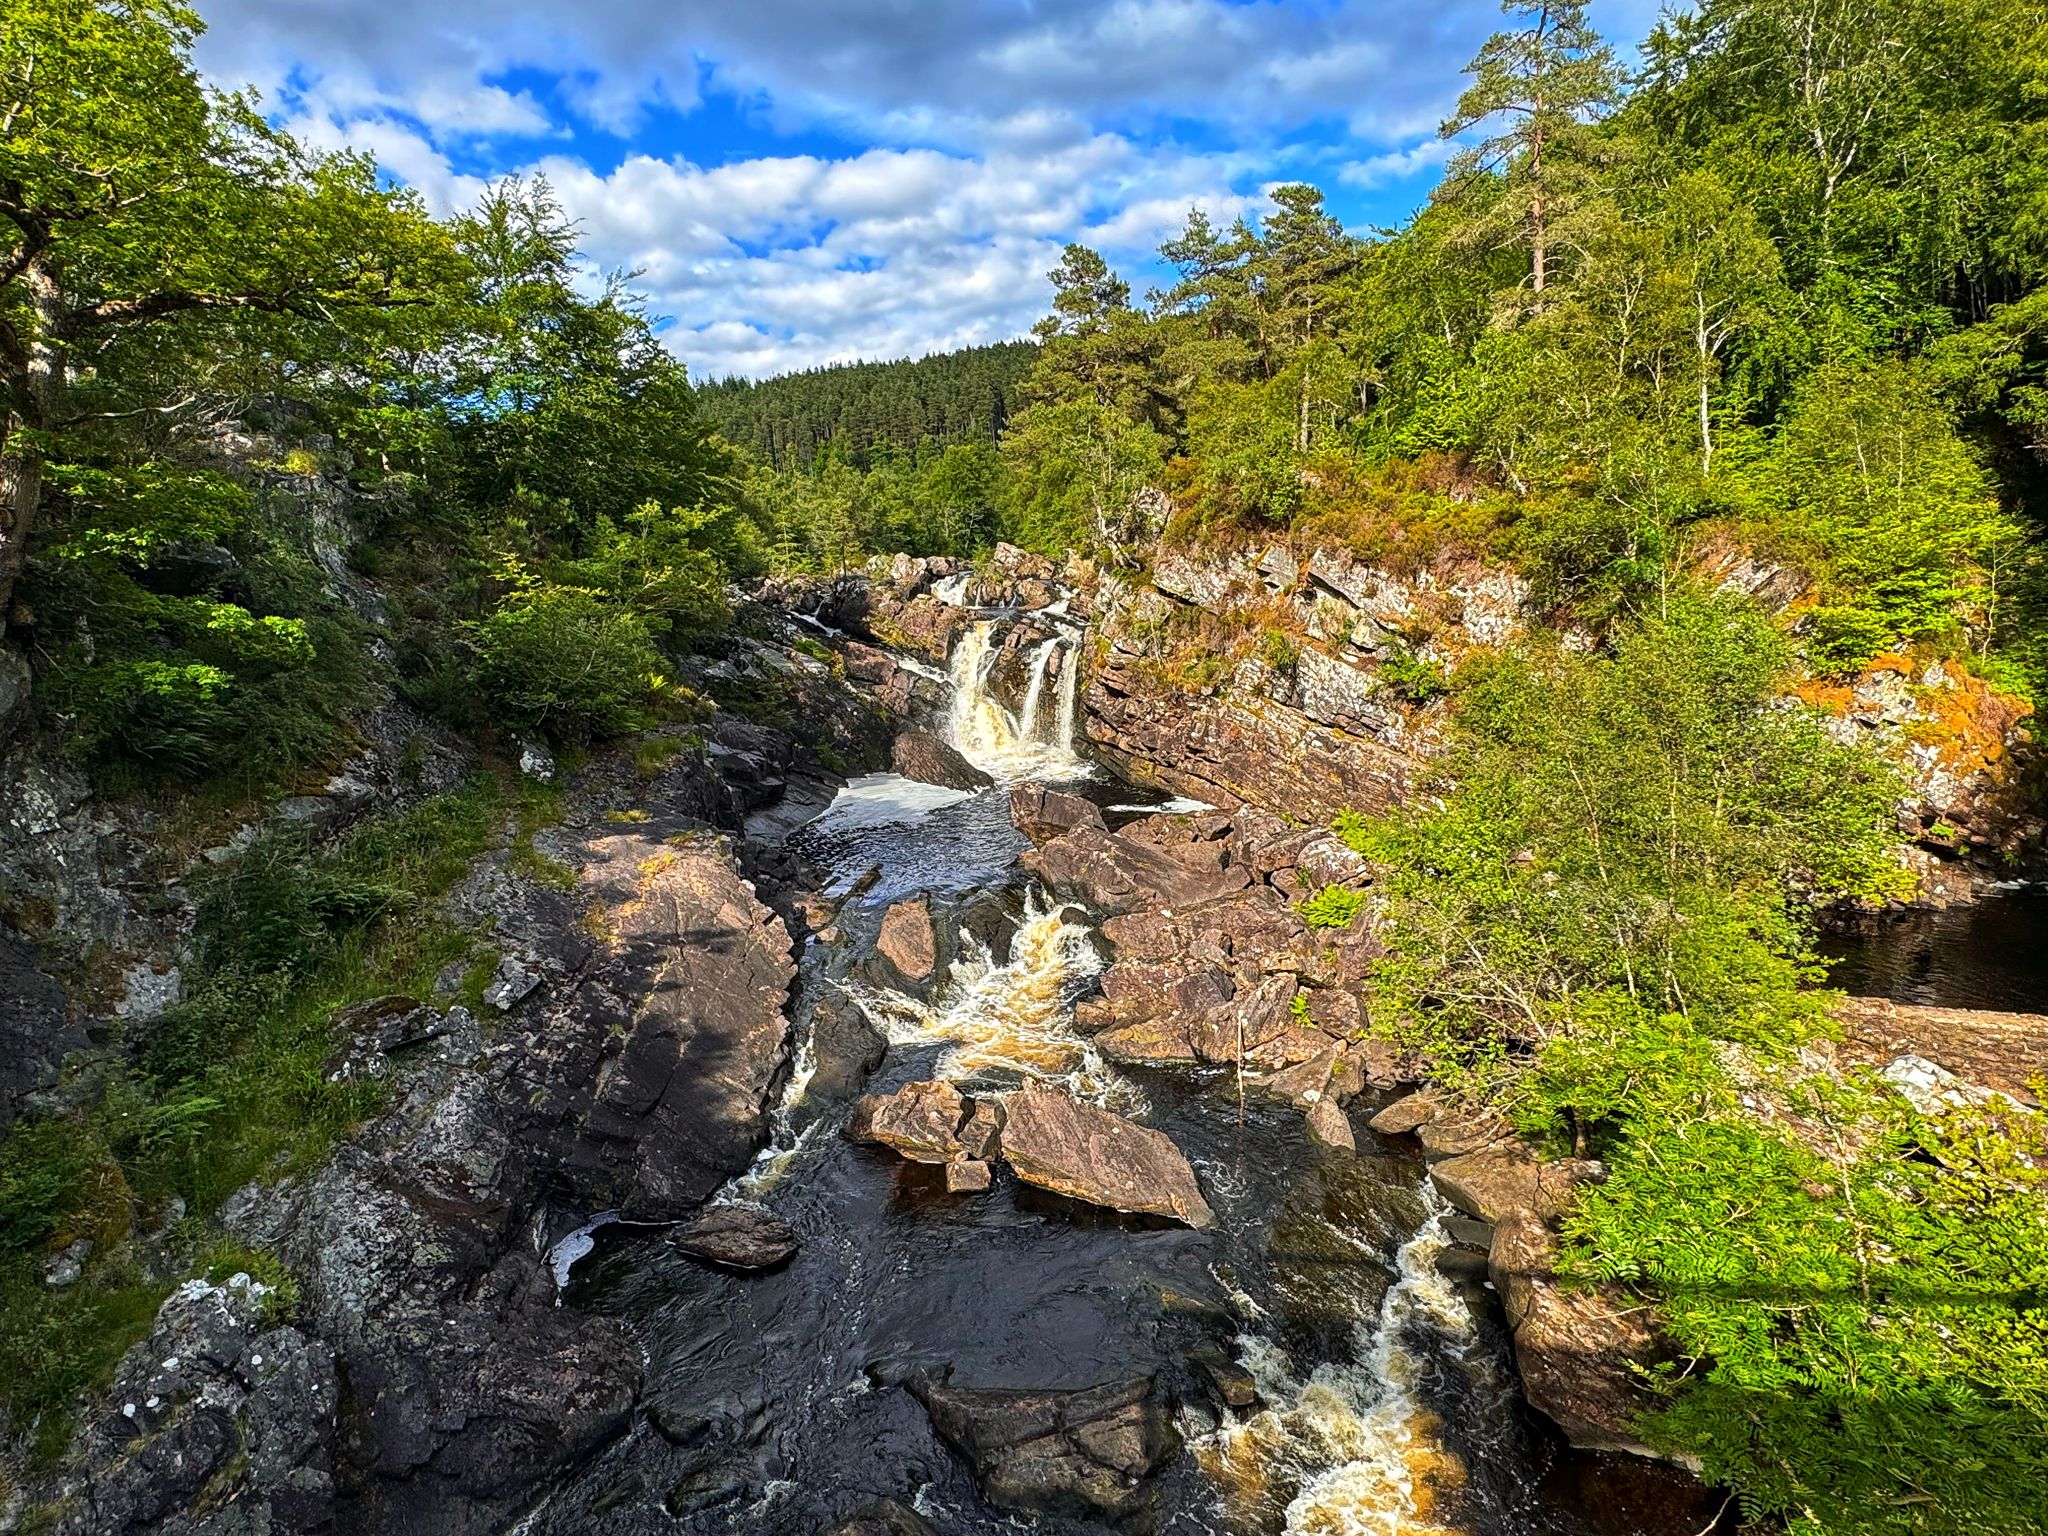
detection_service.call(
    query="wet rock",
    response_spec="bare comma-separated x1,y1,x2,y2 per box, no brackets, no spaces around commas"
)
891,730,994,791
1022,825,1250,916
1305,1096,1355,1152
875,895,939,987
830,1498,940,1536
805,991,889,1103
664,1453,746,1516
958,1096,1005,1159
1435,1243,1492,1283
998,1080,1215,1228
1009,783,1107,845
646,1401,714,1446
1195,1355,1259,1411
672,1205,800,1271
908,1372,1182,1524
848,1080,970,1163
946,1159,993,1193
1491,1212,1671,1459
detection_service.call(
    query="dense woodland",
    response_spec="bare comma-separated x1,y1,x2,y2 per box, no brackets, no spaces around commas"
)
696,342,1035,466
0,1,2045,1533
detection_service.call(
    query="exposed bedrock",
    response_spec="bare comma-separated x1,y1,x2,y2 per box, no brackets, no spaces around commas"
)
907,1371,1182,1526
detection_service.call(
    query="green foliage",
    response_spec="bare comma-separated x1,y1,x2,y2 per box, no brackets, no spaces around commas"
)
697,342,1036,466
1296,885,1368,931
1568,1090,2048,1536
1768,360,2024,670
1352,589,1908,1100
469,576,665,746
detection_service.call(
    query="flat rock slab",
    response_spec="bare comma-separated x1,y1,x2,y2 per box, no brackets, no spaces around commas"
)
999,1080,1215,1228
671,1205,799,1270
909,1373,1181,1523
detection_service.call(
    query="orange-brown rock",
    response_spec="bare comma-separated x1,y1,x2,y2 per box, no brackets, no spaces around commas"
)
999,1080,1215,1228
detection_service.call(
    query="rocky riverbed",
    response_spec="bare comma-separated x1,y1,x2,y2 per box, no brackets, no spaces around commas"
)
6,542,2041,1536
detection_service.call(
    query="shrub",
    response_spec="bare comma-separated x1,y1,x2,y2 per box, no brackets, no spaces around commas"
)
1297,885,1368,930
470,584,664,744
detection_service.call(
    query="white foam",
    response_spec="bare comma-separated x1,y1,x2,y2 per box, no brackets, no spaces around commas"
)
805,773,975,833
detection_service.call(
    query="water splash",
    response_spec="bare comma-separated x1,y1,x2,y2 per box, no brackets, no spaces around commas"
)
847,888,1134,1108
1196,1195,1479,1536
944,620,1090,781
932,572,972,606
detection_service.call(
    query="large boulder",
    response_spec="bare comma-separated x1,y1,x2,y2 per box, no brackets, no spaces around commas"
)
671,1205,799,1270
891,730,993,791
873,895,940,987
998,1080,1215,1228
0,927,84,1133
1008,783,1107,845
908,1373,1181,1524
1490,1212,1672,1460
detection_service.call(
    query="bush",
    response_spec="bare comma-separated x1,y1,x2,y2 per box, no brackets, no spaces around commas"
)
470,584,665,744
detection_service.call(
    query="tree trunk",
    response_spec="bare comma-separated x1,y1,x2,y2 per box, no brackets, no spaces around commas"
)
0,260,66,635
0,432,42,628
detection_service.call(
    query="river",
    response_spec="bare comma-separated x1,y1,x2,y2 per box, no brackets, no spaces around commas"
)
527,605,1733,1536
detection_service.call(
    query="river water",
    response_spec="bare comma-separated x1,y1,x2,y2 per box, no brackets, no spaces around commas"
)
531,608,1722,1536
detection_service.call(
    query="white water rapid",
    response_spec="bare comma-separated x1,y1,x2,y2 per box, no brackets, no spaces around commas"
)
1197,1195,1483,1536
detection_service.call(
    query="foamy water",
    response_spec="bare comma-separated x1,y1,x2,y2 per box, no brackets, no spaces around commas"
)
945,619,1091,782
1198,1196,1479,1536
845,888,1142,1110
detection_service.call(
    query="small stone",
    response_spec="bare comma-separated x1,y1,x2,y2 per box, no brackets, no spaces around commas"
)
945,1159,993,1193
43,1236,91,1288
1198,1357,1259,1411
672,1206,799,1270
646,1401,714,1446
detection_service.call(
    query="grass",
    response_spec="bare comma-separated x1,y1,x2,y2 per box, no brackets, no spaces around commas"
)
0,770,557,1466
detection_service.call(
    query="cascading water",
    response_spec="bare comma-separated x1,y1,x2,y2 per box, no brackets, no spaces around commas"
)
1198,1196,1488,1536
944,618,1090,781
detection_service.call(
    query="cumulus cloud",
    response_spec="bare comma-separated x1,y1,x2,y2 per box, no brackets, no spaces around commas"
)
187,0,1665,375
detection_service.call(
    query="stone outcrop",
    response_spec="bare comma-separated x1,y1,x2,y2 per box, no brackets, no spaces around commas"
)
998,1080,1215,1228
891,729,993,791
1490,1213,1672,1460
0,927,83,1132
908,1372,1181,1524
1021,823,1251,916
509,831,798,1220
1830,996,2048,1102
1008,783,1106,845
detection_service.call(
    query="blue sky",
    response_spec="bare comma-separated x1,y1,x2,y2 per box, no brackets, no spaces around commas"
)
193,0,1665,380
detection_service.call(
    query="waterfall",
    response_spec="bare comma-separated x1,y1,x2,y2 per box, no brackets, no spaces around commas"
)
1053,631,1082,755
1016,638,1061,740
932,572,972,606
942,620,1090,781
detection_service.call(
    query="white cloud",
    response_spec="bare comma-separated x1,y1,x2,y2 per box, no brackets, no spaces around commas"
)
186,0,1666,376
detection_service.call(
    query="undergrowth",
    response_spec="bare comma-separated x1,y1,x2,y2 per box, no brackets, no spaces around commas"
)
0,771,545,1464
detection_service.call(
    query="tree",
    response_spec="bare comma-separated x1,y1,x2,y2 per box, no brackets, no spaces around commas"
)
0,0,460,636
1439,0,1620,306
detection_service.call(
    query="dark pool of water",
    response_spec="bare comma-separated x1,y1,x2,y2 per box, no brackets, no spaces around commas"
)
1820,884,2048,1012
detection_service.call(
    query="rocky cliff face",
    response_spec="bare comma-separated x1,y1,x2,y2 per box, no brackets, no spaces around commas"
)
852,537,2038,903
37,753,807,1534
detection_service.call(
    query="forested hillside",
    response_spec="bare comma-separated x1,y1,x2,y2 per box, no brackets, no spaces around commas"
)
696,341,1035,466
